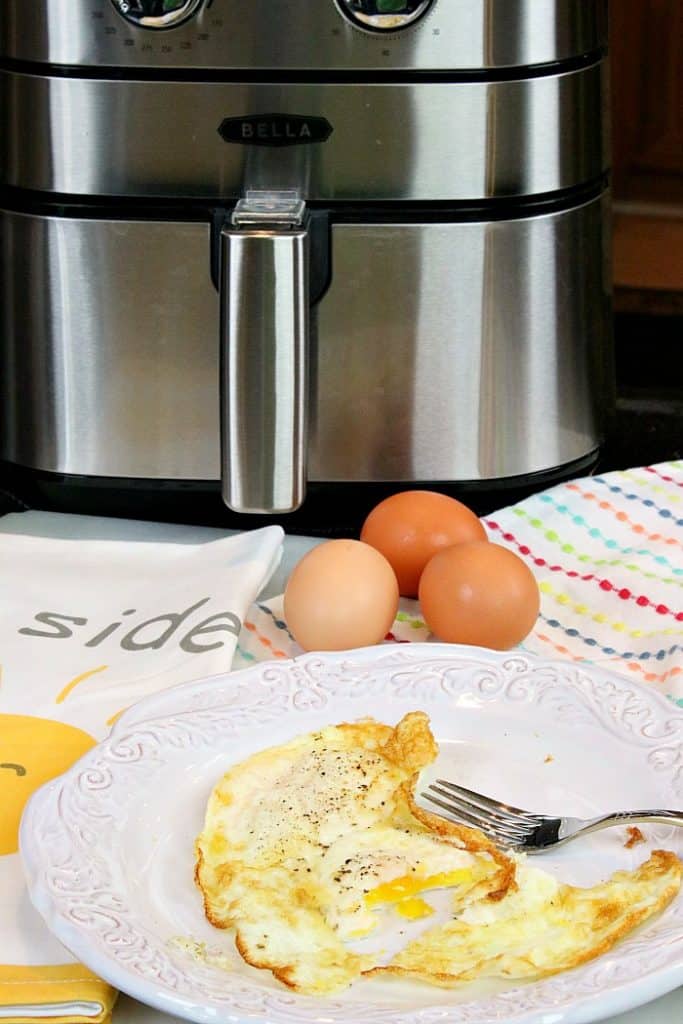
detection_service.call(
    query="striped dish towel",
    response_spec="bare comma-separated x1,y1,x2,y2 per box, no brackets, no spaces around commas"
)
235,460,683,705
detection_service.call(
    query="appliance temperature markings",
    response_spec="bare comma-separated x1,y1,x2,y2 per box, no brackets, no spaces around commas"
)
92,6,220,55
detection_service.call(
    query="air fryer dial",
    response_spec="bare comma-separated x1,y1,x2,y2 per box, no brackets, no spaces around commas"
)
336,0,435,32
110,0,204,30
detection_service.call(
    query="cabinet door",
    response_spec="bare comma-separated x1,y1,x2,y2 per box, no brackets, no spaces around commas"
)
611,0,683,203
611,0,683,311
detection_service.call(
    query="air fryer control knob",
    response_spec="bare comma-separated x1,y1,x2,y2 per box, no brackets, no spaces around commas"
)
336,0,434,32
110,0,204,29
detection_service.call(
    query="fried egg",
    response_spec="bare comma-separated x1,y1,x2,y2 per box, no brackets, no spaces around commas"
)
380,849,682,985
194,712,513,994
194,712,682,996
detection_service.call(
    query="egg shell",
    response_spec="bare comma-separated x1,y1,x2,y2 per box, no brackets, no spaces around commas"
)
360,490,487,597
418,541,540,650
284,539,399,651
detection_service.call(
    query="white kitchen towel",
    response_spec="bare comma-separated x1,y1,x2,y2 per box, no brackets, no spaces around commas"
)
0,512,283,1022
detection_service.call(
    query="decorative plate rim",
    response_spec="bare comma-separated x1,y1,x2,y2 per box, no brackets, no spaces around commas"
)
19,643,683,1024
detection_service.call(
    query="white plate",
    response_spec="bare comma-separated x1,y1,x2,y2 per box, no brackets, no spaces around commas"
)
19,644,683,1024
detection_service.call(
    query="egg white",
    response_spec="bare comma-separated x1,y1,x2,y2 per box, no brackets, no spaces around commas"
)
194,713,512,994
194,713,682,996
380,849,682,985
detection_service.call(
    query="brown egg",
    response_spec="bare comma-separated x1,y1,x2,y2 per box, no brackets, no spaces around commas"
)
284,539,399,652
360,490,487,597
418,541,540,650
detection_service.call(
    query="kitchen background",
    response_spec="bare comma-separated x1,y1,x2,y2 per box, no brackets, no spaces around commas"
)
608,0,682,467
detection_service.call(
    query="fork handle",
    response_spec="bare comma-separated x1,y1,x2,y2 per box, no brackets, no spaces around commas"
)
582,809,683,834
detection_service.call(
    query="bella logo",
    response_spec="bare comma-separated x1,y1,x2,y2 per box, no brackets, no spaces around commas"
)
18,598,240,654
218,113,333,148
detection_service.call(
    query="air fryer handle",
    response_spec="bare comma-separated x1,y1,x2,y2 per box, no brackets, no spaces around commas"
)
220,192,309,514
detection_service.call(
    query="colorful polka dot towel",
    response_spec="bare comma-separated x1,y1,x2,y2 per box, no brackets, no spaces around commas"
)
235,460,683,706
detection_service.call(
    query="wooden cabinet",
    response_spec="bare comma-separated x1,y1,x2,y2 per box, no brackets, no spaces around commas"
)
611,0,683,204
610,1,683,311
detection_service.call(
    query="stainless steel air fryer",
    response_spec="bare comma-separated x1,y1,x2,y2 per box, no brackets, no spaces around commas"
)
0,1,611,527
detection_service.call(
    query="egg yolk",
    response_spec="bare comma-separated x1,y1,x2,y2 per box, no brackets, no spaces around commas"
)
365,869,474,920
394,897,434,920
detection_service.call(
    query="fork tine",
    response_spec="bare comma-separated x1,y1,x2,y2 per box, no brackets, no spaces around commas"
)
421,792,489,831
428,784,532,829
421,791,528,844
434,779,537,820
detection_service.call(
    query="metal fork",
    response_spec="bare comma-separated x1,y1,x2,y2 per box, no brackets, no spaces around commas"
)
422,779,683,852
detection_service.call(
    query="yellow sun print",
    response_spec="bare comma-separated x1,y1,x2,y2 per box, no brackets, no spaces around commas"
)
0,715,96,856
